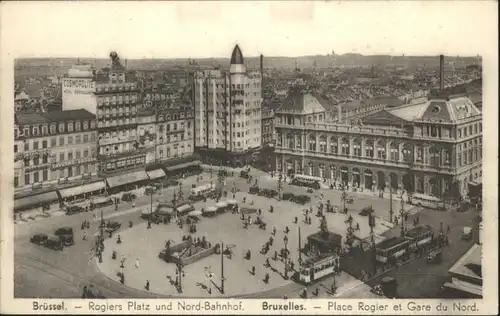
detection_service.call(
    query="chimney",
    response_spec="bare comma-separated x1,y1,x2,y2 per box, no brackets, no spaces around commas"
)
260,54,264,74
439,54,444,91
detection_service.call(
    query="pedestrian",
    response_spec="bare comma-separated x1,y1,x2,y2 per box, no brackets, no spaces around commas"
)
264,273,270,283
269,236,274,245
83,230,87,240
302,287,307,298
285,226,290,234
447,224,451,233
308,217,312,225
272,226,276,236
145,280,150,291
135,258,140,269
314,286,319,296
294,216,298,224
356,223,360,231
251,266,255,275
265,258,270,267
283,294,288,300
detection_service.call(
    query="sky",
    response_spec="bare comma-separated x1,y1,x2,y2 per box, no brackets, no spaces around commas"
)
1,1,497,59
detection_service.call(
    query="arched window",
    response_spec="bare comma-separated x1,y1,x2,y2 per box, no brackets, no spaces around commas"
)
353,138,361,157
319,135,327,153
377,140,386,159
308,134,316,151
390,142,399,161
341,138,349,155
287,133,293,149
402,143,412,162
429,146,441,166
365,140,374,158
330,137,338,154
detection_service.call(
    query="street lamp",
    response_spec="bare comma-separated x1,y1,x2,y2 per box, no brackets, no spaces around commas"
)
148,189,153,229
389,186,394,223
283,235,289,280
399,196,406,238
341,186,348,213
277,174,283,200
176,263,184,293
98,208,104,263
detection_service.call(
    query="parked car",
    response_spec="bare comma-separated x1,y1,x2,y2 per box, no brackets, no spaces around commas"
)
45,236,64,251
461,227,473,240
30,233,48,245
282,192,294,201
359,206,374,216
65,205,85,215
240,170,250,179
105,221,122,233
54,227,74,246
249,186,260,194
121,192,137,202
163,178,179,187
292,195,311,205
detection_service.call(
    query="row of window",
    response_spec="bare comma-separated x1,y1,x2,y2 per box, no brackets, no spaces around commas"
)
279,114,325,125
157,121,190,132
97,93,137,104
14,133,96,153
158,133,187,143
15,163,94,187
458,122,482,138
63,79,94,89
157,144,192,158
15,120,95,138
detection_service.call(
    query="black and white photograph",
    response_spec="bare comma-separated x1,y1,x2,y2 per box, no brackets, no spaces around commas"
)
1,1,497,314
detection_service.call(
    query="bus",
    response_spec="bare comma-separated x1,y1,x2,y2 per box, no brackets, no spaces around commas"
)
375,237,410,264
189,183,216,201
410,193,445,210
298,253,340,284
404,225,435,250
291,174,321,189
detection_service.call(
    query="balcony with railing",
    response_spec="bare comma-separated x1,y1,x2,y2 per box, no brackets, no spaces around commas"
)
275,122,414,138
96,82,139,93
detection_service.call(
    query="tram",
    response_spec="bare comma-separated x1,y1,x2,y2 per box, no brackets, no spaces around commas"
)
291,174,321,190
375,237,410,264
404,225,435,250
298,253,340,284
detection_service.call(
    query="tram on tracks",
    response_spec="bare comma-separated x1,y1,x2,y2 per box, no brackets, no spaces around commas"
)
375,237,411,265
298,253,341,284
405,225,435,250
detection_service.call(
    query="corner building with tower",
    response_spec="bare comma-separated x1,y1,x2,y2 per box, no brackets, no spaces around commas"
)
192,45,263,167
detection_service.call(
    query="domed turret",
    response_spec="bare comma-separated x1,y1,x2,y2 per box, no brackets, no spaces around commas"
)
230,45,244,65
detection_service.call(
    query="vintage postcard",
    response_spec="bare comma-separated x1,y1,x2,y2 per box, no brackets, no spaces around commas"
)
0,1,498,315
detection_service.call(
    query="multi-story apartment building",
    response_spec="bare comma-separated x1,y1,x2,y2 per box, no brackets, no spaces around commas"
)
261,106,275,147
154,108,194,163
192,45,262,167
137,108,157,165
14,109,98,192
62,64,97,114
94,52,143,175
274,88,482,199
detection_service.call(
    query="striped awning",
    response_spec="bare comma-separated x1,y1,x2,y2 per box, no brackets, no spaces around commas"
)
106,170,149,188
59,181,106,198
14,191,59,211
166,160,201,172
147,169,166,180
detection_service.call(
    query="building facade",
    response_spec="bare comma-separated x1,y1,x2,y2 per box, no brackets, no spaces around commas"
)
192,45,262,166
94,52,143,174
14,110,98,191
274,90,482,199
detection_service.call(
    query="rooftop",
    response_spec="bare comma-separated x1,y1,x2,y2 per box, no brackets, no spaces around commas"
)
448,243,482,282
230,45,244,65
277,89,326,114
376,236,408,250
15,109,95,125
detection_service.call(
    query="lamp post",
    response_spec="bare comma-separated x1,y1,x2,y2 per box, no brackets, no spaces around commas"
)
298,226,302,266
369,214,377,275
399,195,406,238
220,242,225,294
389,187,394,223
98,208,104,263
148,189,153,229
176,263,184,293
341,186,348,213
283,235,289,280
278,174,283,200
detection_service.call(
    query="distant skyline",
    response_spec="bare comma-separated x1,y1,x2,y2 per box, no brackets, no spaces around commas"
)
2,1,497,60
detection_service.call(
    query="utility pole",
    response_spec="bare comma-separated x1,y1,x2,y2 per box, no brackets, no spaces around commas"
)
389,187,394,223
148,190,152,229
220,242,225,294
298,226,302,266
99,208,104,263
369,214,377,275
400,196,406,238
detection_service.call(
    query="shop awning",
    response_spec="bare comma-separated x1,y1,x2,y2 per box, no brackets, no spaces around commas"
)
147,169,166,180
14,191,59,211
59,181,106,198
166,160,201,172
106,171,149,188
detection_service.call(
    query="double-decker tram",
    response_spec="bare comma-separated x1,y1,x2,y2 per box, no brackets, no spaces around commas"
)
375,237,410,265
404,225,435,250
298,253,340,284
291,174,322,189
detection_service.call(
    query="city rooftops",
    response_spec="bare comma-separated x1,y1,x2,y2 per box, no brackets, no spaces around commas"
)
277,88,326,114
15,109,95,125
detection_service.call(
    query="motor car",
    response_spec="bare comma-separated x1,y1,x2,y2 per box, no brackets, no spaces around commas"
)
359,206,374,216
281,192,294,201
240,170,250,179
105,221,122,233
65,205,85,215
54,227,74,246
45,236,64,251
163,178,179,187
121,192,137,202
249,186,260,194
30,233,48,245
427,247,443,264
461,227,473,240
